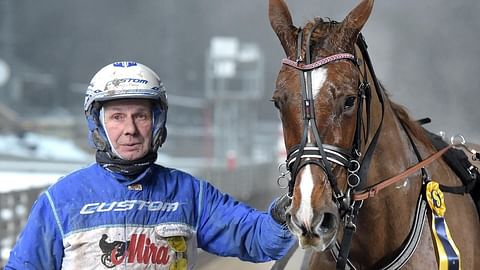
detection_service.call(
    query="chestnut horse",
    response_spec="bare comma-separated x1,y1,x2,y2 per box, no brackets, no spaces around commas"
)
269,0,480,269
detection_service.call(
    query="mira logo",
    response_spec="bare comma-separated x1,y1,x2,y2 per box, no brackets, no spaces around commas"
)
99,233,170,267
80,200,179,214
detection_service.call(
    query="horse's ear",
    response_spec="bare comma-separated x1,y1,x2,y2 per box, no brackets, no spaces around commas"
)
340,0,374,44
269,0,297,57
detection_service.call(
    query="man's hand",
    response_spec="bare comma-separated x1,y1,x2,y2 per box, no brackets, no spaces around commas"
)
270,193,291,226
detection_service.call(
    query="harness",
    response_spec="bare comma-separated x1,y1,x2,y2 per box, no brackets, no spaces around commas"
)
274,22,480,270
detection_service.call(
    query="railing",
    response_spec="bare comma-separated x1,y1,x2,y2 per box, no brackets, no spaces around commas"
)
0,186,49,265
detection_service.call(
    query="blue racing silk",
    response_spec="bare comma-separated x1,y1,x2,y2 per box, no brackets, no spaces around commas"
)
5,163,295,269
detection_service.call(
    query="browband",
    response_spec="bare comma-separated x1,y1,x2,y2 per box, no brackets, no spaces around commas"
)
282,53,356,71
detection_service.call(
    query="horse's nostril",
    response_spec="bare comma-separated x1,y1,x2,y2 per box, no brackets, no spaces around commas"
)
318,212,337,233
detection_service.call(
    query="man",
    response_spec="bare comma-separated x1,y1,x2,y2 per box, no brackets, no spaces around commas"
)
5,61,294,269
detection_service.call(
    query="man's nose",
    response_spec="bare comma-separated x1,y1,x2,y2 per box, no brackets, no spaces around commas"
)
123,116,138,135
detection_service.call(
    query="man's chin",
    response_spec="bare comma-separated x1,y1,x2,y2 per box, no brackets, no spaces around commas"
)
118,149,147,161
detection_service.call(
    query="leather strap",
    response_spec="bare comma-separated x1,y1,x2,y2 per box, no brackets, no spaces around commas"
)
352,144,455,201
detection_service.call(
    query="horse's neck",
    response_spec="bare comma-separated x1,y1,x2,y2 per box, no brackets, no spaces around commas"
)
352,99,431,263
370,103,428,185
357,56,433,185
345,44,444,266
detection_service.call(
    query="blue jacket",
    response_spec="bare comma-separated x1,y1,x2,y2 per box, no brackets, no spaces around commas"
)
5,163,295,269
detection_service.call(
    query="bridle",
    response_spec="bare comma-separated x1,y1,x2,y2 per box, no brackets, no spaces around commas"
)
280,22,385,217
278,22,387,269
282,49,359,202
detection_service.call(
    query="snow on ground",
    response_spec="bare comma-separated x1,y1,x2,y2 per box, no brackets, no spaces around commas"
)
0,132,92,192
0,132,91,162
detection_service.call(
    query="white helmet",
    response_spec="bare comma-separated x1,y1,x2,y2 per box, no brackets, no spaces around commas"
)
84,61,168,154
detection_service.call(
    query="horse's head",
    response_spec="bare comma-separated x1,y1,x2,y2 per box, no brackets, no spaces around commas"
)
269,0,374,251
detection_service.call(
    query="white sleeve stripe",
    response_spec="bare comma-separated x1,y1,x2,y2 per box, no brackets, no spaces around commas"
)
45,190,65,238
195,181,205,230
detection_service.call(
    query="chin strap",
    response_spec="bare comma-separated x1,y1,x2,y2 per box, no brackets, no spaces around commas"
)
96,150,157,177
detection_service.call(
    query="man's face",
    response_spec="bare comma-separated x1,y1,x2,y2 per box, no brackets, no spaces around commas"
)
103,99,153,160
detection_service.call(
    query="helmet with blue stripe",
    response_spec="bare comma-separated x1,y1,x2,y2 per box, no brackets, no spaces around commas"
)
84,61,168,155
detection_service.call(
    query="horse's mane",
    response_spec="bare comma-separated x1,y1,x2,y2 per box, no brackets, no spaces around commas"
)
384,89,434,148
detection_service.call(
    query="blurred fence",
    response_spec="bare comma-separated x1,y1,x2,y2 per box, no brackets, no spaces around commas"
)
0,186,48,266
200,161,281,205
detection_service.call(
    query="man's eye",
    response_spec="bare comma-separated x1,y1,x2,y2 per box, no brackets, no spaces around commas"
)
136,114,149,120
113,115,122,120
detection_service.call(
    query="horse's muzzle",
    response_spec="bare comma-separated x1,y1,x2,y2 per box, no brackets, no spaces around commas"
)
287,209,339,251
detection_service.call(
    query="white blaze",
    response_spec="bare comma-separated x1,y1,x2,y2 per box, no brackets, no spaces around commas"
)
296,67,328,226
308,68,328,99
297,166,315,226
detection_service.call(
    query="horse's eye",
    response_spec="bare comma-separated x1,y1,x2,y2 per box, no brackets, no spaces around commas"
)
271,99,280,110
344,96,356,110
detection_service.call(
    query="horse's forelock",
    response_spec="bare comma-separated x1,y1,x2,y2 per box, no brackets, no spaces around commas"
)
298,18,354,60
